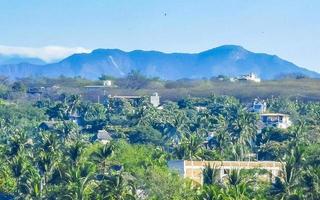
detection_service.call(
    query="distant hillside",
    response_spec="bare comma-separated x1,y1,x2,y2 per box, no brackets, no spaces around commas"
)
0,45,318,80
0,55,46,65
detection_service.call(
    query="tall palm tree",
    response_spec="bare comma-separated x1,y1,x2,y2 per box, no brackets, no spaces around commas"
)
202,164,219,185
98,172,136,200
199,185,223,200
301,167,320,200
89,144,113,173
66,140,86,166
63,162,97,200
173,133,204,160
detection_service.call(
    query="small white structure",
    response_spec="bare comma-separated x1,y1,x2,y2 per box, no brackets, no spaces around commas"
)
103,80,112,87
260,113,292,129
238,73,261,83
150,92,160,107
252,99,267,113
195,106,207,112
97,130,112,144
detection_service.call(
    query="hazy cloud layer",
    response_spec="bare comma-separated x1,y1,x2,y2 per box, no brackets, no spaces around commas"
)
0,45,91,62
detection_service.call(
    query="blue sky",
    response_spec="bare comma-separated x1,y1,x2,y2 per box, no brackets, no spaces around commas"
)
0,0,319,71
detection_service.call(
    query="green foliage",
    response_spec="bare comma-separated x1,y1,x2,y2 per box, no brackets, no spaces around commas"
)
11,82,27,93
116,70,151,89
0,91,319,199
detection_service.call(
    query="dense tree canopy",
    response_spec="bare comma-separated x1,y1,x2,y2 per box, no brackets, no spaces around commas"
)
0,90,319,199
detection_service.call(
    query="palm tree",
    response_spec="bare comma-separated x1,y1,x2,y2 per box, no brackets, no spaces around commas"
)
270,155,302,199
89,144,113,173
98,172,136,200
6,131,29,158
199,185,223,200
301,167,320,200
202,164,219,185
63,162,97,200
66,140,86,166
173,132,204,160
222,170,252,200
66,94,81,117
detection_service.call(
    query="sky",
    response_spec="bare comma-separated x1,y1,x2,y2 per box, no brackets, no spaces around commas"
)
0,0,319,71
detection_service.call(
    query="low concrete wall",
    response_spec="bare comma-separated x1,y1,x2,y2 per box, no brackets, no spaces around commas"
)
168,160,283,185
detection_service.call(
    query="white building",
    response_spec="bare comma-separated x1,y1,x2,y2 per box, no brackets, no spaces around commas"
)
195,106,207,112
150,92,160,107
238,73,261,83
103,80,112,87
252,99,267,113
260,113,292,129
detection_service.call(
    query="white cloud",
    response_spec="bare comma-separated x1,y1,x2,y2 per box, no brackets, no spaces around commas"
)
0,45,91,62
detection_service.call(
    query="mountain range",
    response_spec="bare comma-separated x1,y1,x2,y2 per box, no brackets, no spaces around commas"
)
0,45,318,80
0,55,46,66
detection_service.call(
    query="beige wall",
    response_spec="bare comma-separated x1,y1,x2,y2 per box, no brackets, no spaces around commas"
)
169,160,283,185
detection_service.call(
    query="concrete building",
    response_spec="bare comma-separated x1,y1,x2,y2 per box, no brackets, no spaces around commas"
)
150,92,160,107
238,73,261,83
168,160,283,185
260,113,292,129
252,99,267,113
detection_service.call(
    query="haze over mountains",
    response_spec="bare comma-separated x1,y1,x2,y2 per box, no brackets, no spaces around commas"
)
0,45,318,80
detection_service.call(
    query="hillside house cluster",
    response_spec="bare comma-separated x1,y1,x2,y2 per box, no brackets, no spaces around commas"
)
251,99,292,129
217,72,261,83
238,73,261,83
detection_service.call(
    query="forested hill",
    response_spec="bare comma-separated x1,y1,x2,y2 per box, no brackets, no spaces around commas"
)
0,45,319,80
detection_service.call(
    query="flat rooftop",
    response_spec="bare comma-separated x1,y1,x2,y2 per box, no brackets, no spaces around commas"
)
260,113,289,117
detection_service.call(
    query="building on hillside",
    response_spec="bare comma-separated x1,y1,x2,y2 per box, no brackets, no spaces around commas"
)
249,99,292,129
103,80,112,87
108,95,142,107
260,113,292,129
109,92,161,108
97,130,112,144
195,106,207,112
238,73,261,83
27,87,45,94
150,92,160,107
168,160,283,185
252,99,267,113
85,80,113,88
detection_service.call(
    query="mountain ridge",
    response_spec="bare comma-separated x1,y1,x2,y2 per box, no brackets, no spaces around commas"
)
0,45,318,80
